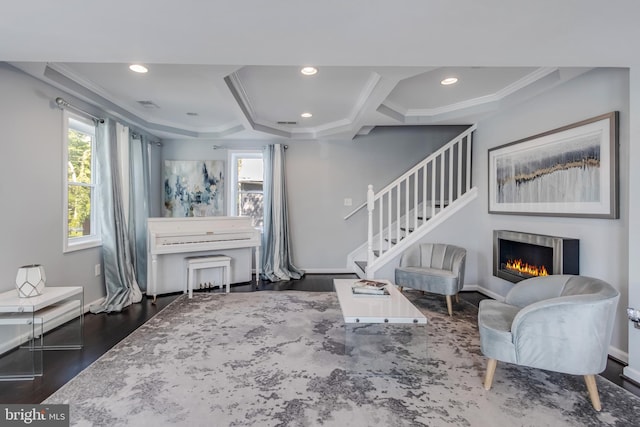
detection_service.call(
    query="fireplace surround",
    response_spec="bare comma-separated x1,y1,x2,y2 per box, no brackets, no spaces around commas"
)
493,230,579,283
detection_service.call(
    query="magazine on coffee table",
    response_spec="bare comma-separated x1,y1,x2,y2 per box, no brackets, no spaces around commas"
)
351,279,390,296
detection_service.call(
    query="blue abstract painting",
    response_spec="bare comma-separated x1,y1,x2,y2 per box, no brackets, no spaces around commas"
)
163,160,224,217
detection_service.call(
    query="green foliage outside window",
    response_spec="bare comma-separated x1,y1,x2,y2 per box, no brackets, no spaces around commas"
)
67,129,93,238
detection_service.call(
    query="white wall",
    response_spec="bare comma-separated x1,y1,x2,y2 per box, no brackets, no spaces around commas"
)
431,68,630,356
149,142,164,218
288,126,470,271
161,126,468,272
0,64,105,305
624,65,640,383
3,61,636,376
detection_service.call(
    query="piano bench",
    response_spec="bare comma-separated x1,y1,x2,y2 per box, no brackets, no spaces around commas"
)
185,255,232,298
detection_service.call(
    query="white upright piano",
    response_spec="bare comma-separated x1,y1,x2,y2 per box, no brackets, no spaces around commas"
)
147,217,261,300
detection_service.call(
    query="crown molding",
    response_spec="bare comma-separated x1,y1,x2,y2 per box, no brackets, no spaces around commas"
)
226,69,387,139
41,65,244,138
377,67,567,124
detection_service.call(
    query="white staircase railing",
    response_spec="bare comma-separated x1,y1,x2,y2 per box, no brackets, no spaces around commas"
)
365,125,476,271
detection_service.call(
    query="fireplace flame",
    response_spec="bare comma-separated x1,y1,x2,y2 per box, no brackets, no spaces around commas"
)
505,259,549,277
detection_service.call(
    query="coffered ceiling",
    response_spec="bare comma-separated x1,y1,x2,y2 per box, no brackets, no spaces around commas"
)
2,1,635,141
11,62,590,140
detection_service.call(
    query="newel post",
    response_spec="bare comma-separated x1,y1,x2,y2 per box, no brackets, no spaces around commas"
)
366,185,375,272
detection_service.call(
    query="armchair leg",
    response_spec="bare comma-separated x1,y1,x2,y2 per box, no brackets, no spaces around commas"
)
455,293,460,303
399,286,403,292
446,295,453,316
584,375,602,411
484,359,497,390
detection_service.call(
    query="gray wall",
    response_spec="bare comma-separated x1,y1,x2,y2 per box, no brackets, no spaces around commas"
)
161,126,468,271
433,68,630,355
0,64,105,305
287,126,468,270
1,62,630,362
149,143,164,218
626,65,640,386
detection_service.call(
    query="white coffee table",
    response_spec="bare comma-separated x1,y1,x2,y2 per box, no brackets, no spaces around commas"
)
334,279,428,375
333,279,427,324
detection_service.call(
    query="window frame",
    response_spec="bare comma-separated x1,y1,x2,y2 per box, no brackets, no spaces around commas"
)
227,150,264,228
62,111,101,253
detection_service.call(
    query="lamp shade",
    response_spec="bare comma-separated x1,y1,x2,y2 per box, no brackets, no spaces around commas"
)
16,264,46,298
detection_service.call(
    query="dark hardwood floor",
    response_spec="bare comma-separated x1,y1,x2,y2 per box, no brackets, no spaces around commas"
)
1,274,638,404
0,292,179,404
456,290,640,398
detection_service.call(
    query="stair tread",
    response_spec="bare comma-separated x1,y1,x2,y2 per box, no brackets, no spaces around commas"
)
354,261,367,272
385,238,401,244
352,127,475,277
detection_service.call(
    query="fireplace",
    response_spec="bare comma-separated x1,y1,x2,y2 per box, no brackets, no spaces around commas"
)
493,230,579,283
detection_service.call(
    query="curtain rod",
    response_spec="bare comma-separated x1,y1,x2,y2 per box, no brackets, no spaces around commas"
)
131,132,162,146
55,97,105,124
56,97,164,145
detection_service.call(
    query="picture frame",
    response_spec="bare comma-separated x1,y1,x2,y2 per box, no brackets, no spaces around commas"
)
163,160,225,217
488,111,619,218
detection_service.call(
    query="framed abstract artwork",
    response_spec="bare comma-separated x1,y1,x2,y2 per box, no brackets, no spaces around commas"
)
488,112,619,218
163,160,224,217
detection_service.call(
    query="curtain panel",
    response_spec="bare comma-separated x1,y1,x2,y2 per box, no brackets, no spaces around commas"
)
261,144,304,281
128,134,151,291
90,120,143,313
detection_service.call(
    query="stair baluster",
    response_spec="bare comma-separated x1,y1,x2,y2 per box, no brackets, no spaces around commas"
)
361,125,477,277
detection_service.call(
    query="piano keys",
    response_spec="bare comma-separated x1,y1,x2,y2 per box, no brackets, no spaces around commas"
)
147,216,261,300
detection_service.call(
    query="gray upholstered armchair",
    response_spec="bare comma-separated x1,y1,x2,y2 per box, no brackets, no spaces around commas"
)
478,275,619,411
395,243,467,316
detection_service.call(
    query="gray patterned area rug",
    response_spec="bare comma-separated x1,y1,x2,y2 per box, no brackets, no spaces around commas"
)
44,291,640,426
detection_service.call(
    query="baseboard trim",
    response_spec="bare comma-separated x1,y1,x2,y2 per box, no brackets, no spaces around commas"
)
0,295,104,356
0,302,83,356
85,297,104,313
608,346,629,364
621,372,640,388
622,365,640,385
302,268,353,274
462,284,505,302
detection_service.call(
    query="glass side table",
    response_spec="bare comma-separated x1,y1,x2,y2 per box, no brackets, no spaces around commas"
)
0,286,84,380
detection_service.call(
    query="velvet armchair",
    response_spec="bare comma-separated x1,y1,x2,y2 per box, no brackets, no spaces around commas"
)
478,275,619,411
395,243,467,316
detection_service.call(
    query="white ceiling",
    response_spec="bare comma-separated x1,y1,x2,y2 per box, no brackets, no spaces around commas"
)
3,1,637,141
10,63,591,140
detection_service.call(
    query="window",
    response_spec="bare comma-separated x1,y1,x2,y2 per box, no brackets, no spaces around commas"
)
63,112,100,252
229,151,264,229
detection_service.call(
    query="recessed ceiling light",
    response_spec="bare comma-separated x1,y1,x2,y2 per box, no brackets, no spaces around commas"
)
300,66,318,76
301,112,313,118
129,64,148,73
440,77,458,85
186,112,199,116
